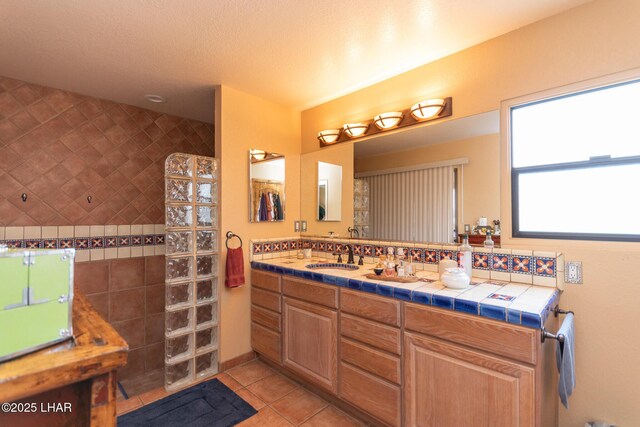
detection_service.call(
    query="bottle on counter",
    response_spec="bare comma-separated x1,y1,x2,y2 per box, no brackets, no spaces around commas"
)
397,247,406,277
405,250,415,277
385,247,396,277
483,231,495,249
459,234,473,281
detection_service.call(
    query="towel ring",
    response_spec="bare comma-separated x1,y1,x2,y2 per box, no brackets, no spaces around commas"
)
225,231,243,249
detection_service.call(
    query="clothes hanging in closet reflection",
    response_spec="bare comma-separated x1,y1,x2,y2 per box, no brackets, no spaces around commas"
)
257,191,283,221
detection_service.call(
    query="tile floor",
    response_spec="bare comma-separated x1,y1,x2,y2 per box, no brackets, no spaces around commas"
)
118,368,164,397
116,359,366,426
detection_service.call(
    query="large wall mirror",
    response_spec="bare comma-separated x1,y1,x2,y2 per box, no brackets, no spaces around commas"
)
249,149,285,222
317,161,342,221
300,111,501,244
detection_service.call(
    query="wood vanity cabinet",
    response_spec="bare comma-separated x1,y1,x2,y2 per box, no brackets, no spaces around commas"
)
250,269,558,427
250,270,283,364
404,332,534,426
403,302,557,427
282,277,339,394
339,289,402,427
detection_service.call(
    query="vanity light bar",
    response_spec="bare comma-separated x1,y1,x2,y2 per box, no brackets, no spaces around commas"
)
373,111,404,130
410,98,446,121
317,129,341,144
317,97,452,147
342,122,369,138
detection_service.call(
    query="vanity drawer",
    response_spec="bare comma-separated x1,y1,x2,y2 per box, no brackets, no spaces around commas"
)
340,289,401,327
251,269,281,293
251,304,281,332
404,302,537,364
282,277,338,309
251,287,281,313
340,337,400,384
251,322,282,364
340,313,401,355
339,362,401,427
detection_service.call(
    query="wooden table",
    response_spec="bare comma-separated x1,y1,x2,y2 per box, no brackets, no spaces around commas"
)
0,293,128,427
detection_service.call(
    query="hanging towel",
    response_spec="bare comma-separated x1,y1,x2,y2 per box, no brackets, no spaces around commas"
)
225,247,245,287
273,194,283,220
259,193,268,221
265,191,274,220
556,313,576,409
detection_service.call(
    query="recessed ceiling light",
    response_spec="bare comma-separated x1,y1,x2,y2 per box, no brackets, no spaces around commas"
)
144,94,165,103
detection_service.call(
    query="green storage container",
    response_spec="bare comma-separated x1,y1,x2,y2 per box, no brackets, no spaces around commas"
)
0,248,75,362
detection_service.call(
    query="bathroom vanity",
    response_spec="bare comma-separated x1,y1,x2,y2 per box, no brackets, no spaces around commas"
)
250,260,559,427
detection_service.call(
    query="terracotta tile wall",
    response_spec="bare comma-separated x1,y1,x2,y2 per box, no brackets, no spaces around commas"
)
75,255,166,380
0,76,214,226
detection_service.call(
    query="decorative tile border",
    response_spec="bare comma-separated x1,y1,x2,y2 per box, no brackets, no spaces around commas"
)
0,224,166,262
0,233,164,250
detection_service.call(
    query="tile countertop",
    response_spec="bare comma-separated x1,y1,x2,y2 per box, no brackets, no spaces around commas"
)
251,257,561,329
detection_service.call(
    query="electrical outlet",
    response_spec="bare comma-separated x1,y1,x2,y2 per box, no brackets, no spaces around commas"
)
565,261,583,284
294,221,300,232
301,220,308,232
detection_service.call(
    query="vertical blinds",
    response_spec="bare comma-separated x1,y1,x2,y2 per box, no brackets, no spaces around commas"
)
363,165,454,243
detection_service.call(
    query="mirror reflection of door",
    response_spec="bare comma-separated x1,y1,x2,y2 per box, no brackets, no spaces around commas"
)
317,161,342,221
318,179,328,220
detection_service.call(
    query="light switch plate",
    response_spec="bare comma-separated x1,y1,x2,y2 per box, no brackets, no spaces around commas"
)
294,221,300,232
565,261,583,284
301,221,308,232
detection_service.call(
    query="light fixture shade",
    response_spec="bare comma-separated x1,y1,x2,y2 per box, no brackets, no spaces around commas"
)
317,129,341,144
410,98,446,121
373,112,403,130
343,123,369,138
250,149,266,160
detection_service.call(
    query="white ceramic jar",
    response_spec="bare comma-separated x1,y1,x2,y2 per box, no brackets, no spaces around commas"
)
441,267,470,289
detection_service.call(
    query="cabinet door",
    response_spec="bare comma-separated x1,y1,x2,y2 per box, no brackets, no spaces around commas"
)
404,332,535,427
283,297,338,394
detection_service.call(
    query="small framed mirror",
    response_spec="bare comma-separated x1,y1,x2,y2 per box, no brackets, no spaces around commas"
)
249,149,285,222
317,161,342,221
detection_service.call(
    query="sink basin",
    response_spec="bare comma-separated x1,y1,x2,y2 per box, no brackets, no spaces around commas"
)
306,263,359,271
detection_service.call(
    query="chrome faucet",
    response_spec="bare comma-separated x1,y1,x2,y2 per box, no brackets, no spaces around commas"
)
344,244,355,264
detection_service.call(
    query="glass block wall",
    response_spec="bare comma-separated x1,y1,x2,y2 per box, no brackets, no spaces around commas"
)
164,153,219,391
354,179,369,238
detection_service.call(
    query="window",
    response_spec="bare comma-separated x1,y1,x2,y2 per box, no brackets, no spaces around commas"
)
510,78,640,241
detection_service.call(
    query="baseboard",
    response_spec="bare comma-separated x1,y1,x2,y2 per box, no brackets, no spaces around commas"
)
219,351,256,372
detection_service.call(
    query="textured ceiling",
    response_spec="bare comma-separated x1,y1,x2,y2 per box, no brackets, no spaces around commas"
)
0,0,592,123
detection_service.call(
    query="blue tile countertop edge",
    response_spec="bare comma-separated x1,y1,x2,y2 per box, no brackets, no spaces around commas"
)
251,260,560,329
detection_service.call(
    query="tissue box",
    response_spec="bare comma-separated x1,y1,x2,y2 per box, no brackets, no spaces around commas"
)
0,248,75,362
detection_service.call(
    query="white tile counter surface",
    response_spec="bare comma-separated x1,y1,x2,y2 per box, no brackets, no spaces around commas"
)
251,256,560,328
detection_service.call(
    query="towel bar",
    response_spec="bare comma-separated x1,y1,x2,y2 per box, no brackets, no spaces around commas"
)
541,328,565,343
554,306,574,317
541,306,574,343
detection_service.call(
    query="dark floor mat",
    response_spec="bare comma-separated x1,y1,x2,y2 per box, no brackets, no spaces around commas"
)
118,379,257,427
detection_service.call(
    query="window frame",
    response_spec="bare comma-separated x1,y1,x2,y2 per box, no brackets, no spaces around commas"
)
509,79,640,243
